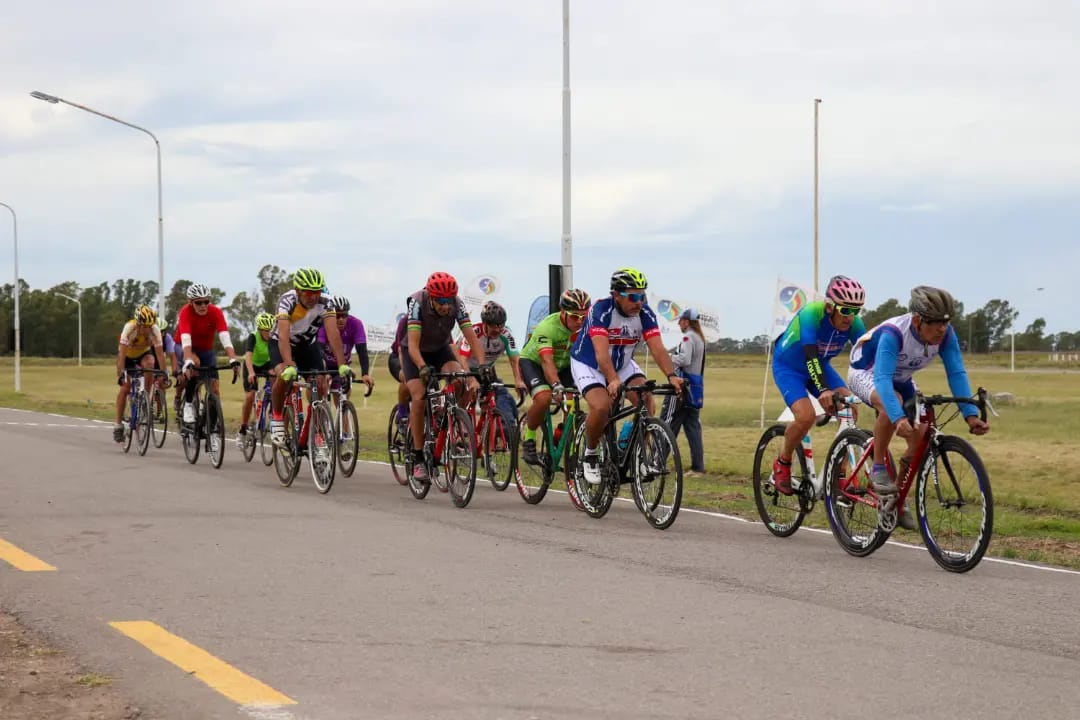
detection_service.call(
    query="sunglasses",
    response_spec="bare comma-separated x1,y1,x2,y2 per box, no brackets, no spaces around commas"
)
835,305,861,317
617,291,646,303
564,311,588,319
192,300,210,307
433,297,454,305
920,316,950,326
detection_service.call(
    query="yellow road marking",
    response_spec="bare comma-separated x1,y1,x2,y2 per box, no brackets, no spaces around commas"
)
0,537,57,571
109,621,296,706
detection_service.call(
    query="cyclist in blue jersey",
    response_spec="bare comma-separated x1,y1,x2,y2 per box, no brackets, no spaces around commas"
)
770,275,867,495
569,267,684,486
847,285,989,529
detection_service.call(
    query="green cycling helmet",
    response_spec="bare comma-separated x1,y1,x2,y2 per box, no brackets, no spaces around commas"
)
610,267,648,292
293,267,326,292
255,312,275,331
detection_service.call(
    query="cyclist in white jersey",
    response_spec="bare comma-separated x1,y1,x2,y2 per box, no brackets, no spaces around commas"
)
458,301,528,425
847,285,989,529
569,267,684,485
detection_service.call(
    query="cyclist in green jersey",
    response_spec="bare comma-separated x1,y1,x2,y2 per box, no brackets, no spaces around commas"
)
240,312,276,440
518,289,591,465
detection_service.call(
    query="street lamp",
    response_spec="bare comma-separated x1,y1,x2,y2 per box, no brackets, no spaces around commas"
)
53,291,82,367
30,90,165,318
813,98,822,294
560,0,573,292
0,201,19,392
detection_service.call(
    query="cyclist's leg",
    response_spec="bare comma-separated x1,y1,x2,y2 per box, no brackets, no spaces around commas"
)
773,362,818,460
519,359,551,432
572,360,612,450
400,349,430,477
389,353,409,421
115,356,137,441
848,367,901,493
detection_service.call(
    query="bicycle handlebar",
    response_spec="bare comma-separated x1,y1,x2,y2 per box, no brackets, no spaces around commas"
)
903,386,990,424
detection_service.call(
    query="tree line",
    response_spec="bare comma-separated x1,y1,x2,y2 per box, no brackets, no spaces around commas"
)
1,271,1076,357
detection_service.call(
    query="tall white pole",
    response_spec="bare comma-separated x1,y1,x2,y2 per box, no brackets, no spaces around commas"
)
560,0,573,291
30,91,165,317
0,202,19,392
813,98,821,294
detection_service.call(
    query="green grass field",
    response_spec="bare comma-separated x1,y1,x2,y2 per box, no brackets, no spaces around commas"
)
3,354,1079,568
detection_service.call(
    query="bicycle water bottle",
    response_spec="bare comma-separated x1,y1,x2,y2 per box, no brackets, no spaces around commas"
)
553,422,564,445
617,420,634,450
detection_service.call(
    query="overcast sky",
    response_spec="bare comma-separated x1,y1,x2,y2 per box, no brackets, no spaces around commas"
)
2,1,1077,338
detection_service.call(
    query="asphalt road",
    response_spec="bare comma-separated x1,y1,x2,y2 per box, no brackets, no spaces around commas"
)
2,406,1079,720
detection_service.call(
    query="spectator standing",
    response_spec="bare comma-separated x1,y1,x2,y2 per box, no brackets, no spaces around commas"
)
664,308,706,476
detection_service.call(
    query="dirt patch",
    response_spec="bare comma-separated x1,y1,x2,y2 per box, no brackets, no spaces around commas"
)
0,610,144,720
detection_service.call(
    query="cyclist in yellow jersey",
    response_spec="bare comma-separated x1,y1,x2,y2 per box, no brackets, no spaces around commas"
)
114,305,169,442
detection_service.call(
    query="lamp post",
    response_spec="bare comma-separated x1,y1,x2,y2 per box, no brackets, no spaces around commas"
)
813,98,822,294
30,90,165,317
53,291,82,367
0,201,19,392
560,0,574,292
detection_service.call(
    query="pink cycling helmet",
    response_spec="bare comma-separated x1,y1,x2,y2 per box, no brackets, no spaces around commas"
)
825,275,865,307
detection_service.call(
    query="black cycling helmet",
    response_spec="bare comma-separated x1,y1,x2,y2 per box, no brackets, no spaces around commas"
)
480,301,507,326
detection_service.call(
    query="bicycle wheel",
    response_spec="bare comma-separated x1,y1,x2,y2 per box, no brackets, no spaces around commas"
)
752,424,811,538
823,428,889,557
481,410,515,491
205,393,226,469
388,406,409,486
181,391,201,464
258,402,274,466
151,385,168,448
515,414,552,504
336,400,359,477
134,392,152,456
569,422,615,519
917,435,994,573
273,404,300,487
446,407,477,508
240,424,256,462
632,417,683,530
307,402,337,494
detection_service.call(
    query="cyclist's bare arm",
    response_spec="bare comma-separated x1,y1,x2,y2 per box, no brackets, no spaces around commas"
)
407,327,425,371
276,317,295,367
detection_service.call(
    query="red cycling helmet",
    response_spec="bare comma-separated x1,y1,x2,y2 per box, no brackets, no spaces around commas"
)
425,271,458,299
825,275,865,307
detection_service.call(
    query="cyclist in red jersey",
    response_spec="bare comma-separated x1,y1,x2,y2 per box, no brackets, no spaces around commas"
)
174,283,241,425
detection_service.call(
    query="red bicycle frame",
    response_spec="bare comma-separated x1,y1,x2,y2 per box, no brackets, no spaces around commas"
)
838,402,938,511
468,385,510,456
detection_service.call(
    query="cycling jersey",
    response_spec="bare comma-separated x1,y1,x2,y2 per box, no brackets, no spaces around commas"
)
272,289,336,346
390,316,407,356
400,290,472,353
459,323,519,367
570,297,660,371
849,313,976,422
162,332,176,356
245,332,271,367
318,315,367,367
520,313,576,369
119,321,162,359
774,301,866,369
176,304,229,352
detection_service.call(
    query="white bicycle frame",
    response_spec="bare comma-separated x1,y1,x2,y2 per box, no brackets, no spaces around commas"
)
777,394,863,498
